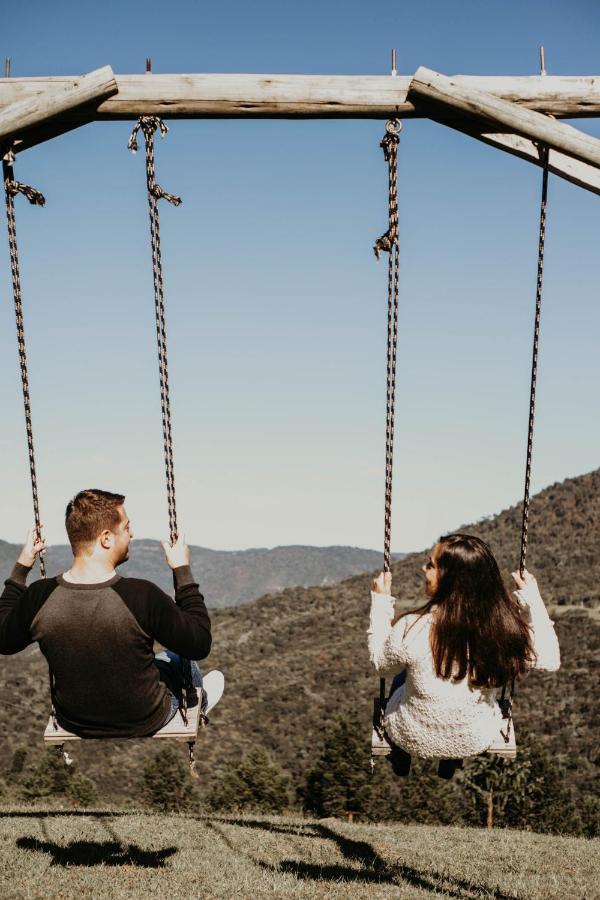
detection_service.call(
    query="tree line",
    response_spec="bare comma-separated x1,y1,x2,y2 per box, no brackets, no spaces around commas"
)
5,712,597,838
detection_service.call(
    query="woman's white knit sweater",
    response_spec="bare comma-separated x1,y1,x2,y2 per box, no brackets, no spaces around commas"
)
368,579,560,759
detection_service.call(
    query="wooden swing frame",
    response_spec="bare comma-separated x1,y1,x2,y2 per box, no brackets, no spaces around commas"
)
2,63,600,192
1,58,588,766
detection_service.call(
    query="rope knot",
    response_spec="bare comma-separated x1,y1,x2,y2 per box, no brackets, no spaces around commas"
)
129,116,181,206
5,178,46,207
128,115,169,153
373,233,395,259
150,183,182,206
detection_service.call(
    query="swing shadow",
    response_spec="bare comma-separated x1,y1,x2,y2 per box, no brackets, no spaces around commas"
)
202,816,522,900
16,836,177,868
9,810,177,869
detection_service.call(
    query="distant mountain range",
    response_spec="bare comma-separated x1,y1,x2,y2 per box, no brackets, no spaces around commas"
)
0,539,404,608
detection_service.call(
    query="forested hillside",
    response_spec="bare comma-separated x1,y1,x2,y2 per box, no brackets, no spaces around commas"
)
0,469,597,817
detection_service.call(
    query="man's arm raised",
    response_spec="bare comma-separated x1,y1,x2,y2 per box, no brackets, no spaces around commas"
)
0,527,50,654
113,533,212,660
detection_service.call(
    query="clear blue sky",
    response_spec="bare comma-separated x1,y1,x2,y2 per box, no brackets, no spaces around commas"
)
1,0,599,553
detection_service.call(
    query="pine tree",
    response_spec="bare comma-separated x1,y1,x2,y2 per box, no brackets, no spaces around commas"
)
19,749,97,805
68,773,98,807
501,739,582,834
461,737,582,834
21,749,72,800
208,745,290,813
302,713,375,819
301,711,470,824
142,745,195,812
8,748,27,780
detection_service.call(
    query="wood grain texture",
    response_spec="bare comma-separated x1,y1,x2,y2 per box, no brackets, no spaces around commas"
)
1,72,600,123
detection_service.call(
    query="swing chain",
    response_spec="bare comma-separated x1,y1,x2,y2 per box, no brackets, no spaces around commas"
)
128,116,181,546
519,145,549,576
374,118,402,574
3,157,46,578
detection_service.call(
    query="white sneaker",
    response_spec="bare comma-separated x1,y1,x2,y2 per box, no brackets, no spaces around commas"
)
202,670,225,716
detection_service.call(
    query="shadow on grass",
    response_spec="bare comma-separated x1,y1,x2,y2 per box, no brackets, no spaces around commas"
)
6,811,178,869
0,810,128,819
16,836,177,868
205,816,521,900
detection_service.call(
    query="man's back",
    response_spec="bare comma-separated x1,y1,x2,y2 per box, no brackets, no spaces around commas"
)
0,563,211,738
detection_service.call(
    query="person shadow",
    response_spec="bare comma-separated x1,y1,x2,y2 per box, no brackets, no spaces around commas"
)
16,836,177,868
204,817,521,900
14,812,177,869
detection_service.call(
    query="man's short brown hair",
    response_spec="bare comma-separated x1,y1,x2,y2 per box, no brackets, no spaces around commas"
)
65,489,126,554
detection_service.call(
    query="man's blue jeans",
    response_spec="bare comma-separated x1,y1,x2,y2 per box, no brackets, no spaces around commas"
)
154,650,206,726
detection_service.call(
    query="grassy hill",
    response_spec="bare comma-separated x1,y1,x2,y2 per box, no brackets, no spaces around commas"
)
0,539,403,607
0,469,597,819
0,809,596,899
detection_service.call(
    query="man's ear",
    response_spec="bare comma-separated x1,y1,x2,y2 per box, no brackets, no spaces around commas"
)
99,530,113,550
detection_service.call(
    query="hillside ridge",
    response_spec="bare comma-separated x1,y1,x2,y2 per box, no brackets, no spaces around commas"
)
0,539,404,608
0,466,597,813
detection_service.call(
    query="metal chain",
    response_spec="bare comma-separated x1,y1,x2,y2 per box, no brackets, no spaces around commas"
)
128,118,195,723
129,116,181,546
3,157,46,578
519,146,549,576
374,119,402,574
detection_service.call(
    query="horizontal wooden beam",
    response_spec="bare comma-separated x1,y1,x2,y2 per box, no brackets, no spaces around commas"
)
1,72,600,124
409,67,600,169
0,66,118,150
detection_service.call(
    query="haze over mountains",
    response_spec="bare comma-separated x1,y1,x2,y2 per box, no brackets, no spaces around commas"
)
0,540,404,608
0,468,597,813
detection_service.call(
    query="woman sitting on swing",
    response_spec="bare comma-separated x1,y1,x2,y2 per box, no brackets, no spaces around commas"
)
368,533,560,777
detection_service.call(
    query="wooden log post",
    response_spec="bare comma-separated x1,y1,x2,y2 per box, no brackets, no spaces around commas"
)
409,67,600,169
0,65,118,152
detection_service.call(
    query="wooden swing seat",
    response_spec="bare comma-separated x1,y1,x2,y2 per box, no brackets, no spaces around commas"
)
43,688,205,745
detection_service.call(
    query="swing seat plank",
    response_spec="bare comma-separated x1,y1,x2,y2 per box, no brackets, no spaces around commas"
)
43,688,205,744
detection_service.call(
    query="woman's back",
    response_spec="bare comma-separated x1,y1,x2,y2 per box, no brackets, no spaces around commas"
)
370,605,502,758
368,534,561,759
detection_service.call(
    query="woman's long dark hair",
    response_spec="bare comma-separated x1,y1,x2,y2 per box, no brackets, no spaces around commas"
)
406,533,535,688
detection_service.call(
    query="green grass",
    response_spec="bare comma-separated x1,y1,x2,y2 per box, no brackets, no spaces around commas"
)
0,808,597,899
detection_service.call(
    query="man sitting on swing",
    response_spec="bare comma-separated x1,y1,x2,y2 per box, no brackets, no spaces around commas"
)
0,489,223,737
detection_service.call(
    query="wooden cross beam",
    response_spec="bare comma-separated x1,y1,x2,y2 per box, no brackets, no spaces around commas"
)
409,67,600,169
1,72,600,131
0,66,118,154
450,122,600,196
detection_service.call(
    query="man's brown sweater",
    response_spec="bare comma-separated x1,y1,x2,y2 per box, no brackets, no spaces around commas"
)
0,563,211,738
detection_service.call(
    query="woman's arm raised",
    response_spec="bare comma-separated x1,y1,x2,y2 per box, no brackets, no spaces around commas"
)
512,570,561,672
367,571,412,673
